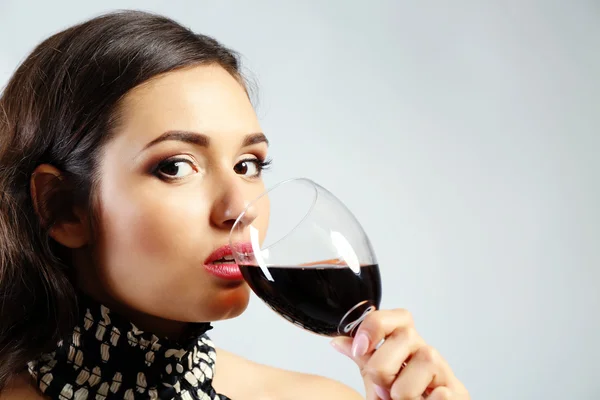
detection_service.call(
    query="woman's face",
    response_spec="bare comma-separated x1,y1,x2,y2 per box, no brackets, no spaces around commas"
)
76,64,269,330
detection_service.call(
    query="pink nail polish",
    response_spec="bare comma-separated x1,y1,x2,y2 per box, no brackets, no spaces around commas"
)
351,332,369,358
374,385,391,400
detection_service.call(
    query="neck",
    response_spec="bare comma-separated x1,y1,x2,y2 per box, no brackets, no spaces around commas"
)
78,286,189,339
71,251,189,340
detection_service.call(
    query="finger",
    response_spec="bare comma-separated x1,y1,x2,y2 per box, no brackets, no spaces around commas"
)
389,357,433,399
352,309,414,358
329,336,379,372
362,327,424,388
426,386,453,400
330,341,389,400
330,337,353,359
373,384,392,400
390,346,451,399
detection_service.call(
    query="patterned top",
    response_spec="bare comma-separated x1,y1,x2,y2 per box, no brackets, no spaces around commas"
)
27,294,231,400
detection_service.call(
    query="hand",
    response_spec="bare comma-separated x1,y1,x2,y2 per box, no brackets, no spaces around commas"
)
330,309,469,400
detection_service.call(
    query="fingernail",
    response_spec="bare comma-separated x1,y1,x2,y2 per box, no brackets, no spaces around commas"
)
374,384,391,400
351,332,369,358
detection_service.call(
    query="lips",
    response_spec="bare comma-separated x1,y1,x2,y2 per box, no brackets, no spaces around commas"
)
203,243,253,281
204,245,237,265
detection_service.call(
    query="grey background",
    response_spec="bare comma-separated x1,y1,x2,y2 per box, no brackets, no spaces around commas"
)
1,1,599,399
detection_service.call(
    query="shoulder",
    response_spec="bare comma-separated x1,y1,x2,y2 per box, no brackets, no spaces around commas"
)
214,348,363,400
275,371,364,400
0,372,46,400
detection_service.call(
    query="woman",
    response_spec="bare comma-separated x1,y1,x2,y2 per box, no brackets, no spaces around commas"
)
0,10,469,400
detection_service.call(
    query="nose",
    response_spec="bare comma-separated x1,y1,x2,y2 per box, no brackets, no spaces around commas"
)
209,176,258,231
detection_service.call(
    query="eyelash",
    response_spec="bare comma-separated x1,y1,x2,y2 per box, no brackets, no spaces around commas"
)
151,157,195,180
239,157,273,176
151,156,273,181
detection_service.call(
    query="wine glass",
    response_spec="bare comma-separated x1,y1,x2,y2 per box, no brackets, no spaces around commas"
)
229,178,382,337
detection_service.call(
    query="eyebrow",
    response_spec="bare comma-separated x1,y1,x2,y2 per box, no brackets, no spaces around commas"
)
143,130,269,150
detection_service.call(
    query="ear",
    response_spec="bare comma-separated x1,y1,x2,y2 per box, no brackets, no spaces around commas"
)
30,164,90,249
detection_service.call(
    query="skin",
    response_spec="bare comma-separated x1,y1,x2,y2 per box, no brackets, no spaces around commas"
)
6,64,470,400
71,64,271,337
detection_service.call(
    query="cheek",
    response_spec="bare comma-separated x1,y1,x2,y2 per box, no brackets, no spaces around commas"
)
97,184,208,265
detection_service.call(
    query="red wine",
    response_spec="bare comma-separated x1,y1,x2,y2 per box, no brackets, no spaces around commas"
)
239,264,381,337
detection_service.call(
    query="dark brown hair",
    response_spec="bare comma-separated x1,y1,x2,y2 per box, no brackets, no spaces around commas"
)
0,10,244,390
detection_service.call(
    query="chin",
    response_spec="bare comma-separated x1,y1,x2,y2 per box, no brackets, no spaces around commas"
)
193,283,251,322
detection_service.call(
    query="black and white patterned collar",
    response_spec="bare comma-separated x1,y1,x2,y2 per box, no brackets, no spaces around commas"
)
28,293,231,400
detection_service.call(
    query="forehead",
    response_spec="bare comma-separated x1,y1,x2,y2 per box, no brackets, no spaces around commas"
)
112,64,260,148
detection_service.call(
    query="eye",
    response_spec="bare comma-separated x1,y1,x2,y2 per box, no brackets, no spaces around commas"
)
153,158,197,180
234,158,272,178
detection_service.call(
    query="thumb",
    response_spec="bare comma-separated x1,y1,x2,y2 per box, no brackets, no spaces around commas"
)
329,337,353,358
